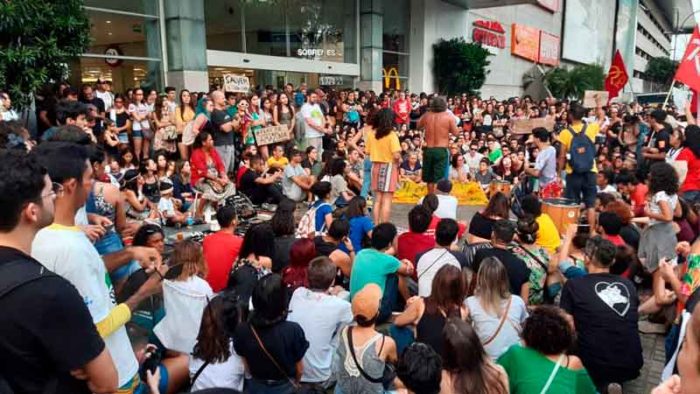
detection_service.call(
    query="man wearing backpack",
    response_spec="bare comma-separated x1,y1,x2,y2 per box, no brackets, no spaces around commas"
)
558,102,600,233
0,150,118,393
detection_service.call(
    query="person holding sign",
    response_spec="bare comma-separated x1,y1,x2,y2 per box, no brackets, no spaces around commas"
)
301,91,329,155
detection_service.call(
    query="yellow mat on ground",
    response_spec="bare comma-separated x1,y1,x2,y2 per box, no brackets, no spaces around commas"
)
392,180,489,205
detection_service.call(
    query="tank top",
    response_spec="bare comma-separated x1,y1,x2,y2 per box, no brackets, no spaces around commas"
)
90,183,116,223
279,109,293,126
143,178,160,203
416,299,460,357
335,327,386,394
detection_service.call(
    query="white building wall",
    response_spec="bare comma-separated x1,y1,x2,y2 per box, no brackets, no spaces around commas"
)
632,0,672,93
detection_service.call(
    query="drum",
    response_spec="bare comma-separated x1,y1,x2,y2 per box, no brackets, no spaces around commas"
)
489,180,512,198
541,198,581,236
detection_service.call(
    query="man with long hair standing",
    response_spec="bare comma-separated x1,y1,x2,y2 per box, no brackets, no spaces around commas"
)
418,96,460,194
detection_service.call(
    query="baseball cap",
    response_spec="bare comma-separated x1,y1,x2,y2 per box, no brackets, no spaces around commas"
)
352,283,382,320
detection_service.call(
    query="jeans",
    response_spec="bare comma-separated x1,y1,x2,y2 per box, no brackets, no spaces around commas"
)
378,274,399,324
389,325,415,355
215,144,236,174
361,157,372,198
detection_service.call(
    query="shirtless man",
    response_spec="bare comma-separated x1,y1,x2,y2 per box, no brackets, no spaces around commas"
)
418,96,460,194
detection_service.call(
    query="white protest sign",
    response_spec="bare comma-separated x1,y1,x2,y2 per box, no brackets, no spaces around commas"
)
223,74,250,93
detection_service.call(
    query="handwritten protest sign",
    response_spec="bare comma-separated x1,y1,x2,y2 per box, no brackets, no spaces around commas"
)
510,117,555,134
223,74,250,93
254,125,290,146
583,90,609,108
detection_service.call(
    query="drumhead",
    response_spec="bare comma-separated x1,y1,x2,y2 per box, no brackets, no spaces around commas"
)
543,198,578,207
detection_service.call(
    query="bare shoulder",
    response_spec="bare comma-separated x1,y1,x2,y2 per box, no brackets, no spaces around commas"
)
566,355,586,370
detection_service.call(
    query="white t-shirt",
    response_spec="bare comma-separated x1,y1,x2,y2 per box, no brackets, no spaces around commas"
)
464,152,484,174
300,103,325,139
32,224,138,386
283,163,307,202
434,194,458,219
158,197,176,217
416,248,462,297
534,145,557,186
649,191,679,226
128,102,151,131
287,287,353,382
95,90,113,111
189,342,245,392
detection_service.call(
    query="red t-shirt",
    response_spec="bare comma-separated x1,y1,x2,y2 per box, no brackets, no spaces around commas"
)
427,215,467,238
397,232,435,264
202,231,243,292
392,99,410,124
630,184,648,217
677,147,700,192
605,234,626,247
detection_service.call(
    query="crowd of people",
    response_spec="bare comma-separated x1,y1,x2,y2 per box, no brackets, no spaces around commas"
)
2,78,700,394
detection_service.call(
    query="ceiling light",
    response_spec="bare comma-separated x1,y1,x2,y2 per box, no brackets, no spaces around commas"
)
106,20,112,24
108,32,113,35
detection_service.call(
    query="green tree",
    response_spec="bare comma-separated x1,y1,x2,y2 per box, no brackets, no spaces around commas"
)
545,64,605,100
644,56,678,90
0,0,90,109
433,38,491,96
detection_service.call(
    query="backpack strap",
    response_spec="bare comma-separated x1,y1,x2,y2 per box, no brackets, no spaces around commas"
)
0,260,55,300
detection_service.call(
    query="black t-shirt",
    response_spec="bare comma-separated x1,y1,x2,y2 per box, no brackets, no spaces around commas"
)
647,124,671,162
468,212,496,240
619,224,640,251
272,235,296,273
472,247,531,295
314,236,338,257
210,109,234,146
0,247,105,394
233,321,309,381
240,169,266,205
560,273,643,386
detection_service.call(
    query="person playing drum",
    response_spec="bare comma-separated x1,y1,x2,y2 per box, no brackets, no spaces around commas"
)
524,127,558,193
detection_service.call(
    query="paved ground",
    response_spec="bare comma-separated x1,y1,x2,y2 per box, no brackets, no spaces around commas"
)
391,202,665,394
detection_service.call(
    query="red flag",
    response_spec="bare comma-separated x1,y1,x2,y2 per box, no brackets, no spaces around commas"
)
604,50,629,101
675,26,700,92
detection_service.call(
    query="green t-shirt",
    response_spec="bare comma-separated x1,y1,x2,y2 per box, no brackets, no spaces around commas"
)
488,148,503,164
349,248,401,299
497,345,596,394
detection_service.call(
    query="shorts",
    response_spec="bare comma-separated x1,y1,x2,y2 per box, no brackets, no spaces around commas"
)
132,129,143,138
371,162,399,193
422,147,449,183
564,171,596,208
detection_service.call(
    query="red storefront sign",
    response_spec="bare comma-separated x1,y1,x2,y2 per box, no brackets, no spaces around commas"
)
472,20,506,49
539,31,560,66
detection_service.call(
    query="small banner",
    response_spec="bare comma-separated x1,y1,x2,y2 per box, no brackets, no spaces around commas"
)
510,117,556,134
254,125,290,146
223,74,250,93
583,90,609,108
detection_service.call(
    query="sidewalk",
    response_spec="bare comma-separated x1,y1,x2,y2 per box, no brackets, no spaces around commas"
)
626,333,666,393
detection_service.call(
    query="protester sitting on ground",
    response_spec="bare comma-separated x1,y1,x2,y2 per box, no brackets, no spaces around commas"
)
334,283,399,393
270,198,297,272
420,179,458,220
233,273,309,392
267,144,289,170
188,292,246,392
313,218,353,280
397,204,436,266
239,154,284,206
202,205,243,293
132,223,166,256
396,342,442,394
282,149,313,202
350,223,415,323
226,223,274,304
472,220,531,302
441,317,509,394
282,238,317,292
604,199,640,250
474,158,497,192
415,219,468,297
158,181,189,226
466,256,528,360
449,154,470,183
560,235,643,391
597,211,627,247
519,194,561,254
399,150,423,184
122,169,158,222
510,215,552,305
652,302,700,394
468,192,510,243
393,265,468,356
0,149,119,394
288,257,354,389
306,181,334,235
345,196,374,254
497,306,596,393
615,172,648,217
329,157,356,207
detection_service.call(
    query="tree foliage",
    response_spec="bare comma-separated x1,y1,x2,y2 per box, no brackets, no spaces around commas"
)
545,64,605,100
0,0,90,109
644,56,677,90
433,38,492,96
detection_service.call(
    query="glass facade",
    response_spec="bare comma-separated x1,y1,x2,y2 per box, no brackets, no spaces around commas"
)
382,0,410,90
205,0,357,64
73,0,164,91
208,67,353,90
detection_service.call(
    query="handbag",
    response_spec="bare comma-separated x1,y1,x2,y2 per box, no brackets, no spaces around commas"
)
346,326,396,390
483,296,513,346
250,324,301,391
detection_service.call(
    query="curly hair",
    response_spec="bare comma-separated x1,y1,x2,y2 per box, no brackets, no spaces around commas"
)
648,162,679,195
522,305,573,355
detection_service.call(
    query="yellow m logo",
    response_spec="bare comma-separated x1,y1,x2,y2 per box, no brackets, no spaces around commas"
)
383,67,401,90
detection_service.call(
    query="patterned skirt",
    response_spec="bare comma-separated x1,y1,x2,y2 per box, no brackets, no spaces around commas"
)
371,162,399,193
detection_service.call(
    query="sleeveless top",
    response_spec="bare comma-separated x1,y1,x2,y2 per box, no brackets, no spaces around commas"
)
89,183,116,223
416,299,460,357
334,327,385,394
279,109,293,126
143,178,160,203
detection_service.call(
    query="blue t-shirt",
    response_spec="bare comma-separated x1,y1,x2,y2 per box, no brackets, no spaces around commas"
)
313,200,333,232
347,216,374,253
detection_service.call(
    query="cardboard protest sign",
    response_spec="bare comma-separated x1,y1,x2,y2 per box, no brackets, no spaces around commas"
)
583,90,609,108
510,117,555,134
223,74,250,93
254,125,290,146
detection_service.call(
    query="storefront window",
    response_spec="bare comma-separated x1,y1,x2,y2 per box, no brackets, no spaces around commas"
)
208,66,352,91
382,0,409,91
205,0,357,64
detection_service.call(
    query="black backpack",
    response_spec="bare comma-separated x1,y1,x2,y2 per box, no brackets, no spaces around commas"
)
0,260,59,394
567,123,596,174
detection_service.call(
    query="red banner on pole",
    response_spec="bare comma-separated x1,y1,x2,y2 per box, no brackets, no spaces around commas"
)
675,26,700,93
604,50,629,101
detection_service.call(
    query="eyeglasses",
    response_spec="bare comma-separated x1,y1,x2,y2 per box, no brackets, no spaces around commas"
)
42,182,64,199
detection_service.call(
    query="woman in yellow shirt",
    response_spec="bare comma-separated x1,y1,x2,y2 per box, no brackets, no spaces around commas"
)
366,108,401,224
175,89,196,159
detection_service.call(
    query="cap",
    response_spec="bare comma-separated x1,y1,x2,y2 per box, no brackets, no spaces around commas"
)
437,179,452,193
352,283,382,320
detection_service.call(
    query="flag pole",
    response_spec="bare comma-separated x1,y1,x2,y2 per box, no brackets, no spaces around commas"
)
663,80,677,109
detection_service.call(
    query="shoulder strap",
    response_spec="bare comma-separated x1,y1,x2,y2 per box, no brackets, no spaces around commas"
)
483,296,513,346
346,326,384,384
249,324,299,389
0,260,55,300
417,249,450,280
539,354,565,394
514,242,548,272
189,361,210,388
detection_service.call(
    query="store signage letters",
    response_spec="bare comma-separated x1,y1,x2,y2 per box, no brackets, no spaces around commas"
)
472,20,506,49
297,48,337,57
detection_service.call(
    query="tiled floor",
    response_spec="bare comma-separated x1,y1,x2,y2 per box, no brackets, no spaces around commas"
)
627,333,666,394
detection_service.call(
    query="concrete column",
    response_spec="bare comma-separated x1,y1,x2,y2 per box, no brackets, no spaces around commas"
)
359,0,383,92
163,0,209,91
